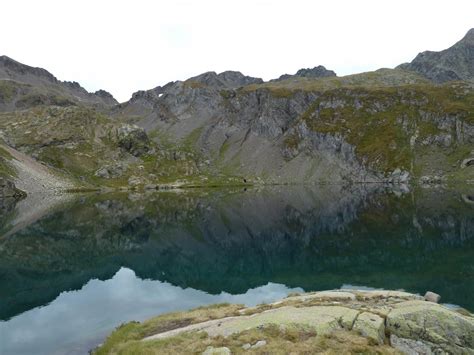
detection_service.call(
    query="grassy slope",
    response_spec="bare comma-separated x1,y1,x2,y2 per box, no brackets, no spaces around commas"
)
0,106,247,189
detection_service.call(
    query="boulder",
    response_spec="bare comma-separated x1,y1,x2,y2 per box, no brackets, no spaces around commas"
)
94,164,125,179
386,301,474,353
353,312,385,345
424,291,441,303
251,340,266,349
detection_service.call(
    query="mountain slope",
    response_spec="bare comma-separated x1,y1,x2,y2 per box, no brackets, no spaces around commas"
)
398,28,474,83
114,66,474,184
0,55,117,111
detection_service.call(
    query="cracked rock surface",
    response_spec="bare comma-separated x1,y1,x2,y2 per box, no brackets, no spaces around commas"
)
123,290,474,354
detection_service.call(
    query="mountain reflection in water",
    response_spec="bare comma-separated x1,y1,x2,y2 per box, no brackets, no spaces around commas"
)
0,184,473,354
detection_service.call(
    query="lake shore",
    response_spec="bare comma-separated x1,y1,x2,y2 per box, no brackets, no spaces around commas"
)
95,289,474,354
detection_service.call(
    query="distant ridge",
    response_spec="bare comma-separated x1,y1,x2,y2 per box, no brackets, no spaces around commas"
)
271,65,337,82
0,55,117,106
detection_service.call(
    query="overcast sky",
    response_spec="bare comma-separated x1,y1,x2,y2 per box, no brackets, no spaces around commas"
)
1,0,473,102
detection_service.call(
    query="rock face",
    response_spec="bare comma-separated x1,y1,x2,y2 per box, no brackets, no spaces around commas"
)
398,28,474,83
272,65,337,81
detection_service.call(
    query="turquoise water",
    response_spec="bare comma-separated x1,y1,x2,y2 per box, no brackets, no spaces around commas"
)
1,185,473,354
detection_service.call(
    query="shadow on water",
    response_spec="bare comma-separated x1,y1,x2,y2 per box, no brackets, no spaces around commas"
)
0,184,473,353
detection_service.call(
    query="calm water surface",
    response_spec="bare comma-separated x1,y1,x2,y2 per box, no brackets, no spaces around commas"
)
0,185,473,354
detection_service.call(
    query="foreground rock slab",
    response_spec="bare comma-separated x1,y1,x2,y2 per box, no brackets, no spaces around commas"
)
96,289,474,355
387,300,474,353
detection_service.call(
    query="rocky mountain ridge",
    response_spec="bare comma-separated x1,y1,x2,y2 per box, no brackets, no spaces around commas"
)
0,55,117,110
0,29,474,192
271,65,337,82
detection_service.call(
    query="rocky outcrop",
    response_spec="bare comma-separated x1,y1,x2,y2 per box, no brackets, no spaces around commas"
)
387,300,474,353
116,124,150,157
98,290,474,354
398,28,474,83
272,65,337,81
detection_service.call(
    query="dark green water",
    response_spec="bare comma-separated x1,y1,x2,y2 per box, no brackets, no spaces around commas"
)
0,185,473,354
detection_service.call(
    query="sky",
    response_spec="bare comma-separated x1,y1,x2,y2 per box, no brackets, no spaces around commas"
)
1,0,473,102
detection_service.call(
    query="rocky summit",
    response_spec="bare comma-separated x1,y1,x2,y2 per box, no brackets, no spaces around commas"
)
0,29,473,195
95,289,474,354
271,65,337,81
398,28,474,83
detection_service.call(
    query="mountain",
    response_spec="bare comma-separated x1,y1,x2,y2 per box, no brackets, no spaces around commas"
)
113,65,473,185
271,65,337,81
398,28,474,83
1,30,474,194
0,55,117,111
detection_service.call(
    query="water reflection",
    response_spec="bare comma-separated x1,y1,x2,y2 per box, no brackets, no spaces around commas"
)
1,267,301,355
0,184,473,354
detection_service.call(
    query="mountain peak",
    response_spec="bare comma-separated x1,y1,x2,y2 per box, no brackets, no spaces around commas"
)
0,55,118,107
186,70,263,88
0,55,58,83
397,28,474,83
461,28,474,43
271,65,336,82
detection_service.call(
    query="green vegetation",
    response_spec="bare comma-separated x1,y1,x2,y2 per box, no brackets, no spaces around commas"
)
293,84,474,174
0,145,16,178
243,68,430,94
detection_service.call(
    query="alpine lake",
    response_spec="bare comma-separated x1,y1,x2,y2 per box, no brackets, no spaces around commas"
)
1,184,473,354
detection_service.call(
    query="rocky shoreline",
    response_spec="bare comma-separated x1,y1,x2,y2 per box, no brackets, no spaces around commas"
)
95,289,474,354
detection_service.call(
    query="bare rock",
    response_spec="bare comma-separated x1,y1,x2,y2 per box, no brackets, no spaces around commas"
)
202,346,231,355
386,300,474,353
390,334,437,355
353,312,385,345
424,291,441,303
251,340,266,349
